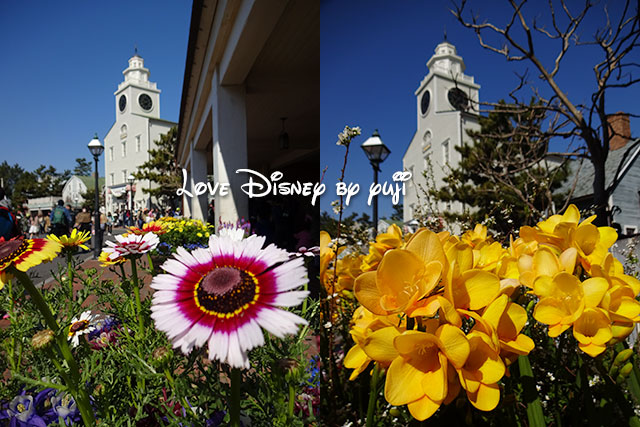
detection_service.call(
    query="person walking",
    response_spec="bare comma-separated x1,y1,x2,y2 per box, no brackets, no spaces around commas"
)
0,187,21,240
28,213,40,238
74,207,92,235
50,200,71,238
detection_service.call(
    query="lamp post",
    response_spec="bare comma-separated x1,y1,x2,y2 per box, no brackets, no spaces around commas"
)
87,134,104,258
361,129,390,238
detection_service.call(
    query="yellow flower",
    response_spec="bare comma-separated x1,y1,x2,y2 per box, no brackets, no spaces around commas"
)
0,238,61,287
456,331,505,411
520,204,617,272
476,294,534,363
572,308,612,356
47,228,91,251
384,325,469,421
354,229,445,316
533,272,608,337
361,224,405,271
343,306,405,380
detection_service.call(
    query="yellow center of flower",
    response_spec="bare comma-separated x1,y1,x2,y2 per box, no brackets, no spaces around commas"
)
17,403,26,412
194,266,260,318
69,320,89,335
0,239,28,264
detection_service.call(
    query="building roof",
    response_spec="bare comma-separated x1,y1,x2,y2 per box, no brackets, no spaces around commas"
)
564,138,640,200
77,175,106,189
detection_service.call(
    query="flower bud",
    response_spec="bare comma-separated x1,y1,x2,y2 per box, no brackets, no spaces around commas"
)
620,362,633,378
613,349,633,367
32,329,55,351
152,346,173,367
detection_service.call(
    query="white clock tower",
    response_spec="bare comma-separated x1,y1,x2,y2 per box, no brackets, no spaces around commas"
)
104,52,176,215
402,40,481,224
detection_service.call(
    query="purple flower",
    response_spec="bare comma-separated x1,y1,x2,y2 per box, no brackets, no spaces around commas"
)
0,394,47,427
50,392,80,426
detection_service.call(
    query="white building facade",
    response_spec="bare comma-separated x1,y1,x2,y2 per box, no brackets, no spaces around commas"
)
403,41,481,223
104,54,176,215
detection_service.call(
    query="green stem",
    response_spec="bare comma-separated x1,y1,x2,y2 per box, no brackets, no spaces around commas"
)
366,364,381,427
147,252,154,273
518,355,545,427
230,368,242,427
66,252,74,301
130,258,144,336
288,383,295,418
10,268,96,426
6,278,16,371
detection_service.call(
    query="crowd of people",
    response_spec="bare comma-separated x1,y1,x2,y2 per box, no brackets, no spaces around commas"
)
0,186,181,242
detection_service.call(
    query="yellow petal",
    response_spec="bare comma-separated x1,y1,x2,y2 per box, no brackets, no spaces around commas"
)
573,308,612,347
481,294,509,330
562,204,581,223
354,271,386,315
407,395,441,421
362,327,400,363
456,270,500,310
533,298,564,325
421,352,448,402
501,334,535,355
533,248,560,277
343,346,370,380
409,295,441,318
467,382,501,411
559,247,577,274
385,356,426,405
582,277,609,308
437,296,462,328
377,249,423,297
579,342,607,357
406,229,447,272
436,324,470,369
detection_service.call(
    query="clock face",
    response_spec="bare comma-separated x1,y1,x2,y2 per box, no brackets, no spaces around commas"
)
448,88,469,111
420,91,430,115
119,95,126,112
139,94,153,111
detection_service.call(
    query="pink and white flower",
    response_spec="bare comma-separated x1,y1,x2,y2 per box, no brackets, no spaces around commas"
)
103,233,159,260
150,233,309,369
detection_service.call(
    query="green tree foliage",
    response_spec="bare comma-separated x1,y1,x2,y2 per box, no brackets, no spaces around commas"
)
433,102,569,237
73,158,92,176
0,162,70,209
80,187,105,211
133,127,181,207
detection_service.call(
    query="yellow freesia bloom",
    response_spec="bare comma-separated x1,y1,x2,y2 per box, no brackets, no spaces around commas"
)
354,229,445,316
457,331,505,411
384,325,469,421
343,306,404,380
533,272,608,337
572,308,612,357
361,224,405,272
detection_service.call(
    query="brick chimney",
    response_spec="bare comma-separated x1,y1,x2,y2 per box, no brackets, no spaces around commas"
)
608,112,631,150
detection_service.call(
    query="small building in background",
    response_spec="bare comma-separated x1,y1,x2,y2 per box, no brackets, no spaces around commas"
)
565,113,639,236
61,175,105,210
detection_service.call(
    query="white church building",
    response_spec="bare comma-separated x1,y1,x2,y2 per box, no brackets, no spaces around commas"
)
104,53,177,214
403,40,481,224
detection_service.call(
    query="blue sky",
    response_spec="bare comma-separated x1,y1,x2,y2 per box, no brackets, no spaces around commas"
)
1,1,638,220
320,0,640,219
0,1,190,176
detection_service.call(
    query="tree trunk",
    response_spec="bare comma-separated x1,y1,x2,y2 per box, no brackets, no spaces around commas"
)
591,158,608,226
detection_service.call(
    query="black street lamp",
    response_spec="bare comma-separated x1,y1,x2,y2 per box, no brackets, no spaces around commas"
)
87,134,104,258
361,129,390,238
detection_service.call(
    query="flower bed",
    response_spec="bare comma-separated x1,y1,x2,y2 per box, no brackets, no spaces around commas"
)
0,221,318,426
